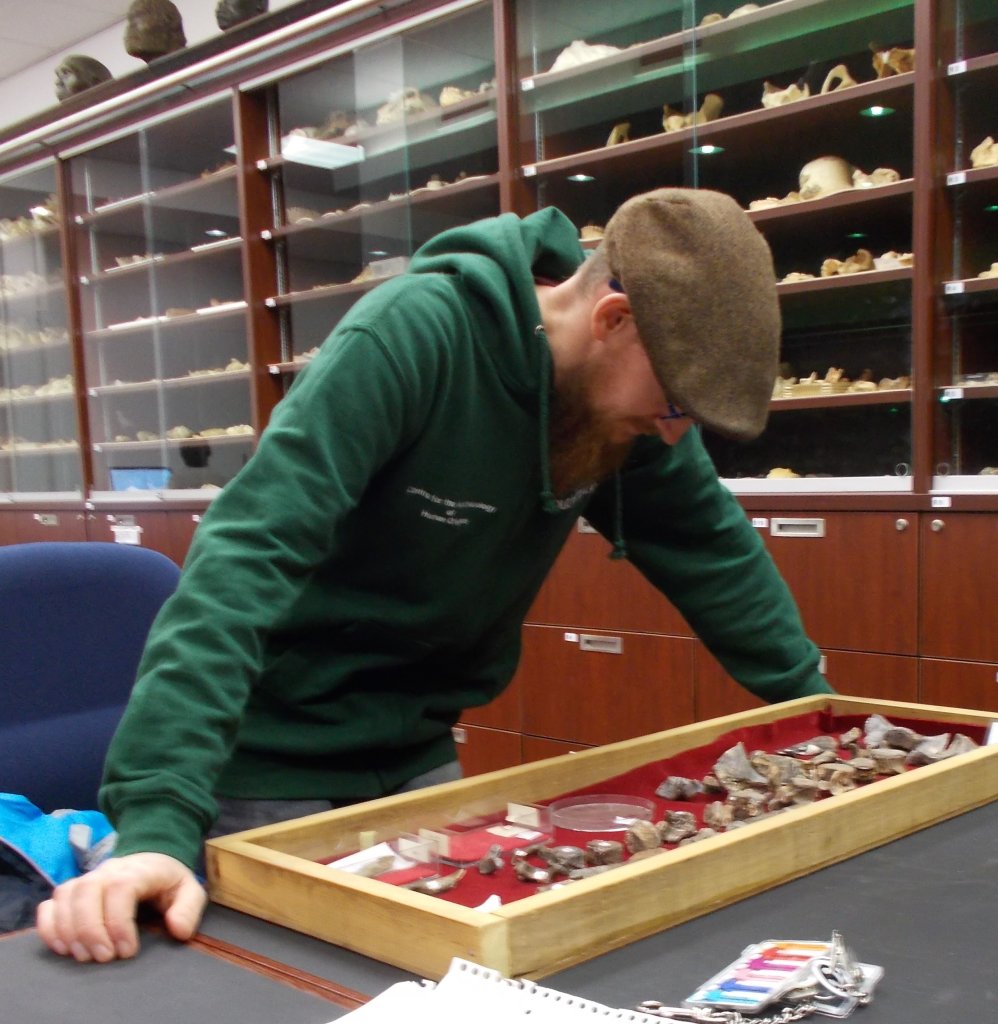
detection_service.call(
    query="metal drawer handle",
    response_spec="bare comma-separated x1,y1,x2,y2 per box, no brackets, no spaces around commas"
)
579,634,623,655
770,517,826,538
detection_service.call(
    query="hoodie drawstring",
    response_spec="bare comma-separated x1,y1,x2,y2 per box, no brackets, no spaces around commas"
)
535,325,561,515
610,472,628,560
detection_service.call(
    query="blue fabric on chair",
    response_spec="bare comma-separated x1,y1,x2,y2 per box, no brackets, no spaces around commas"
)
0,542,180,813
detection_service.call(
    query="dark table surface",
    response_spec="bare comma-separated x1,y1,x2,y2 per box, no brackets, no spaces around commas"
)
6,801,996,1024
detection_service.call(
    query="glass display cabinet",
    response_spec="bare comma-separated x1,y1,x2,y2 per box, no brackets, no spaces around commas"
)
516,0,917,491
934,0,998,494
69,94,251,498
0,159,81,497
251,0,500,380
0,0,990,522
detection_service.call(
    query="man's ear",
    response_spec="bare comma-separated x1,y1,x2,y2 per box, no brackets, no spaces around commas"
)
591,291,634,340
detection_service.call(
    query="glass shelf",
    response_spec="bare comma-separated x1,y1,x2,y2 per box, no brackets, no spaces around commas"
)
70,95,251,497
0,158,82,497
256,0,500,367
935,7,997,489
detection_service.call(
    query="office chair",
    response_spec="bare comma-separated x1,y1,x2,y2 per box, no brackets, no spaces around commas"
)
0,542,180,812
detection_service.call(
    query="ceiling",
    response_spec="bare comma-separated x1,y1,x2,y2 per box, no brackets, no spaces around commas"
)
0,0,133,79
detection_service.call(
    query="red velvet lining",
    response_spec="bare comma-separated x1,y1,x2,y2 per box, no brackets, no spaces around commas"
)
320,711,985,909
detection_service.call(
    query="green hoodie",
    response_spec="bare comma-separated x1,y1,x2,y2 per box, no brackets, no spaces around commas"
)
101,208,830,868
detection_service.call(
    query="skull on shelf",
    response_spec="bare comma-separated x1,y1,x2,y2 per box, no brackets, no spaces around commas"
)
215,0,268,31
798,156,855,199
124,0,186,63
54,54,112,101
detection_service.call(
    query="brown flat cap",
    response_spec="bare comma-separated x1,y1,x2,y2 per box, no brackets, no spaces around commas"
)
603,188,780,441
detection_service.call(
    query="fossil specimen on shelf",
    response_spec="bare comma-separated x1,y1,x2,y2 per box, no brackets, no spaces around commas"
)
54,55,112,101
124,0,186,63
215,0,268,31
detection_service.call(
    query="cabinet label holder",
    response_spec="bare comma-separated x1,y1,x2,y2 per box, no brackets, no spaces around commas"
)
770,518,826,538
578,634,623,655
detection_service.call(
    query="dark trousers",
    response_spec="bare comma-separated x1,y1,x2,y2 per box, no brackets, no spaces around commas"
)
206,760,463,841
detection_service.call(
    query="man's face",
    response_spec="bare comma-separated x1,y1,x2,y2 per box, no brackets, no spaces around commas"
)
548,322,691,495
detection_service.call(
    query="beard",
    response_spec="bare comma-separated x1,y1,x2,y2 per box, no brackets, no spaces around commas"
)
548,361,633,497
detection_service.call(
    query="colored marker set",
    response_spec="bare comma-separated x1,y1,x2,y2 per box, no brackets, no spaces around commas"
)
684,939,833,1013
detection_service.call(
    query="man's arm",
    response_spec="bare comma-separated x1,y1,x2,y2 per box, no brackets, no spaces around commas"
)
38,305,440,960
585,430,832,702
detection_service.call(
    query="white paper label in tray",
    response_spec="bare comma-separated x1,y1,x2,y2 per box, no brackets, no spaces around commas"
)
506,802,542,828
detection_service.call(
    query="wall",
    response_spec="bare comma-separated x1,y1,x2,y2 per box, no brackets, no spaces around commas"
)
0,0,300,128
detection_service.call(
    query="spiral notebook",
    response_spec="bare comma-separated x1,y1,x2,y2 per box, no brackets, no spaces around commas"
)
336,958,662,1023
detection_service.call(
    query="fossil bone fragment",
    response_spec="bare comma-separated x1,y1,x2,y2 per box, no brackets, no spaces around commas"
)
625,819,662,854
513,860,553,884
713,742,769,788
658,810,698,844
761,80,809,108
655,776,704,801
821,249,874,277
703,801,735,830
606,122,631,146
403,868,466,894
678,827,719,846
971,136,998,168
376,87,437,126
549,39,621,73
871,44,915,77
662,92,723,133
586,839,624,865
820,64,857,93
853,166,901,187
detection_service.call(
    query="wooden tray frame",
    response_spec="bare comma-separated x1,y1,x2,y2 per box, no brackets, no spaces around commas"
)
206,696,998,980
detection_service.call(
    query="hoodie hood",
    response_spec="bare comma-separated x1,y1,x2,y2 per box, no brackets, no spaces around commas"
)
409,208,586,520
408,208,584,394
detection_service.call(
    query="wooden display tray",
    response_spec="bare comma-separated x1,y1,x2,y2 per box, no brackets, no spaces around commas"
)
206,696,998,980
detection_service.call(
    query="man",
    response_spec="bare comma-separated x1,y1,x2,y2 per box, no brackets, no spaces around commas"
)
37,188,831,963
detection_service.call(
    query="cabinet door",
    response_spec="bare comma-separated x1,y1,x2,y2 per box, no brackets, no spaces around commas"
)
920,514,998,663
757,511,918,655
694,641,766,720
820,650,918,702
168,509,206,565
460,671,523,732
920,658,998,714
526,524,691,636
695,642,918,720
86,510,174,561
13,508,87,542
69,96,255,498
0,510,16,545
518,625,695,746
0,159,84,499
258,3,501,388
452,725,521,777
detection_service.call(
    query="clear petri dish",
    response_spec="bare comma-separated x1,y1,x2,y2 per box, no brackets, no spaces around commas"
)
549,794,656,833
